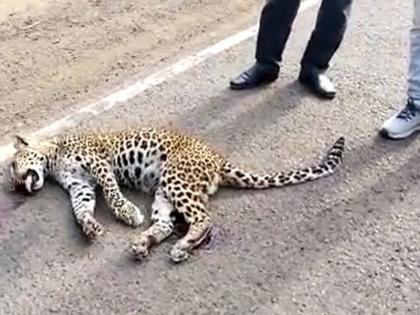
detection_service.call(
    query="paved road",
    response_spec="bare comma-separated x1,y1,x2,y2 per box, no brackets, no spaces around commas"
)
1,0,419,314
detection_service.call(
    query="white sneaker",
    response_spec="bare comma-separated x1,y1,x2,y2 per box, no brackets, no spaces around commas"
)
380,98,420,139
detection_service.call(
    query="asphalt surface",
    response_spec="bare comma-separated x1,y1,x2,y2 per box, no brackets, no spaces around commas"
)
1,0,420,314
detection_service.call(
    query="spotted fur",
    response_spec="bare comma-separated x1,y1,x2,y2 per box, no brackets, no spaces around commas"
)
9,129,345,262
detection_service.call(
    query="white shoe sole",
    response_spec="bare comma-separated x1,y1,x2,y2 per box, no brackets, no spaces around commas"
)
380,124,420,139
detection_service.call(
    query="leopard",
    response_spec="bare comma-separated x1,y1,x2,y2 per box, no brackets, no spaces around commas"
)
9,128,345,263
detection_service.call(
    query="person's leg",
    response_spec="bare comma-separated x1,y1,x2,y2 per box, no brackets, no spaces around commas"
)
380,0,420,139
255,0,301,64
298,0,353,99
230,0,301,90
408,0,420,103
301,0,352,71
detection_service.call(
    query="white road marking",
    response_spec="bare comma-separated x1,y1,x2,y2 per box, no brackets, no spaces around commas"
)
0,0,319,164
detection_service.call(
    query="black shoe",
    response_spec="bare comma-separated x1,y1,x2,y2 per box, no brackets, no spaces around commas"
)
298,67,336,99
230,62,279,90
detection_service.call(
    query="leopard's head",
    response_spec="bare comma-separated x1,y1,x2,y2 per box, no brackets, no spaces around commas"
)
10,135,48,194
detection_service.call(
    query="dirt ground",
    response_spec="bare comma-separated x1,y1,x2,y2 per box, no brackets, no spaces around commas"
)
0,0,260,142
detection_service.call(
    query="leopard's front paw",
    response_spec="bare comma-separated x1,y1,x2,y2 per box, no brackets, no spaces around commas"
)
80,215,104,240
116,200,144,227
130,236,150,261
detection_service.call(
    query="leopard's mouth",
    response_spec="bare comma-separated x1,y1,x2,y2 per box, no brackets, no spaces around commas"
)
12,169,42,194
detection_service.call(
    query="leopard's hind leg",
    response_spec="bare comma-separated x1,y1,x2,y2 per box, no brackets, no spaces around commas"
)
162,181,212,263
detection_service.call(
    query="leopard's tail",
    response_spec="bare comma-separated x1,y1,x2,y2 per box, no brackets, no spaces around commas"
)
220,137,345,189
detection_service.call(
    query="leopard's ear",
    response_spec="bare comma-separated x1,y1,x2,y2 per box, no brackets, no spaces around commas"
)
13,135,29,150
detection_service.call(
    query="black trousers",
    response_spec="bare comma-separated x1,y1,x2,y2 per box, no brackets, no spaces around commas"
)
255,0,353,70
